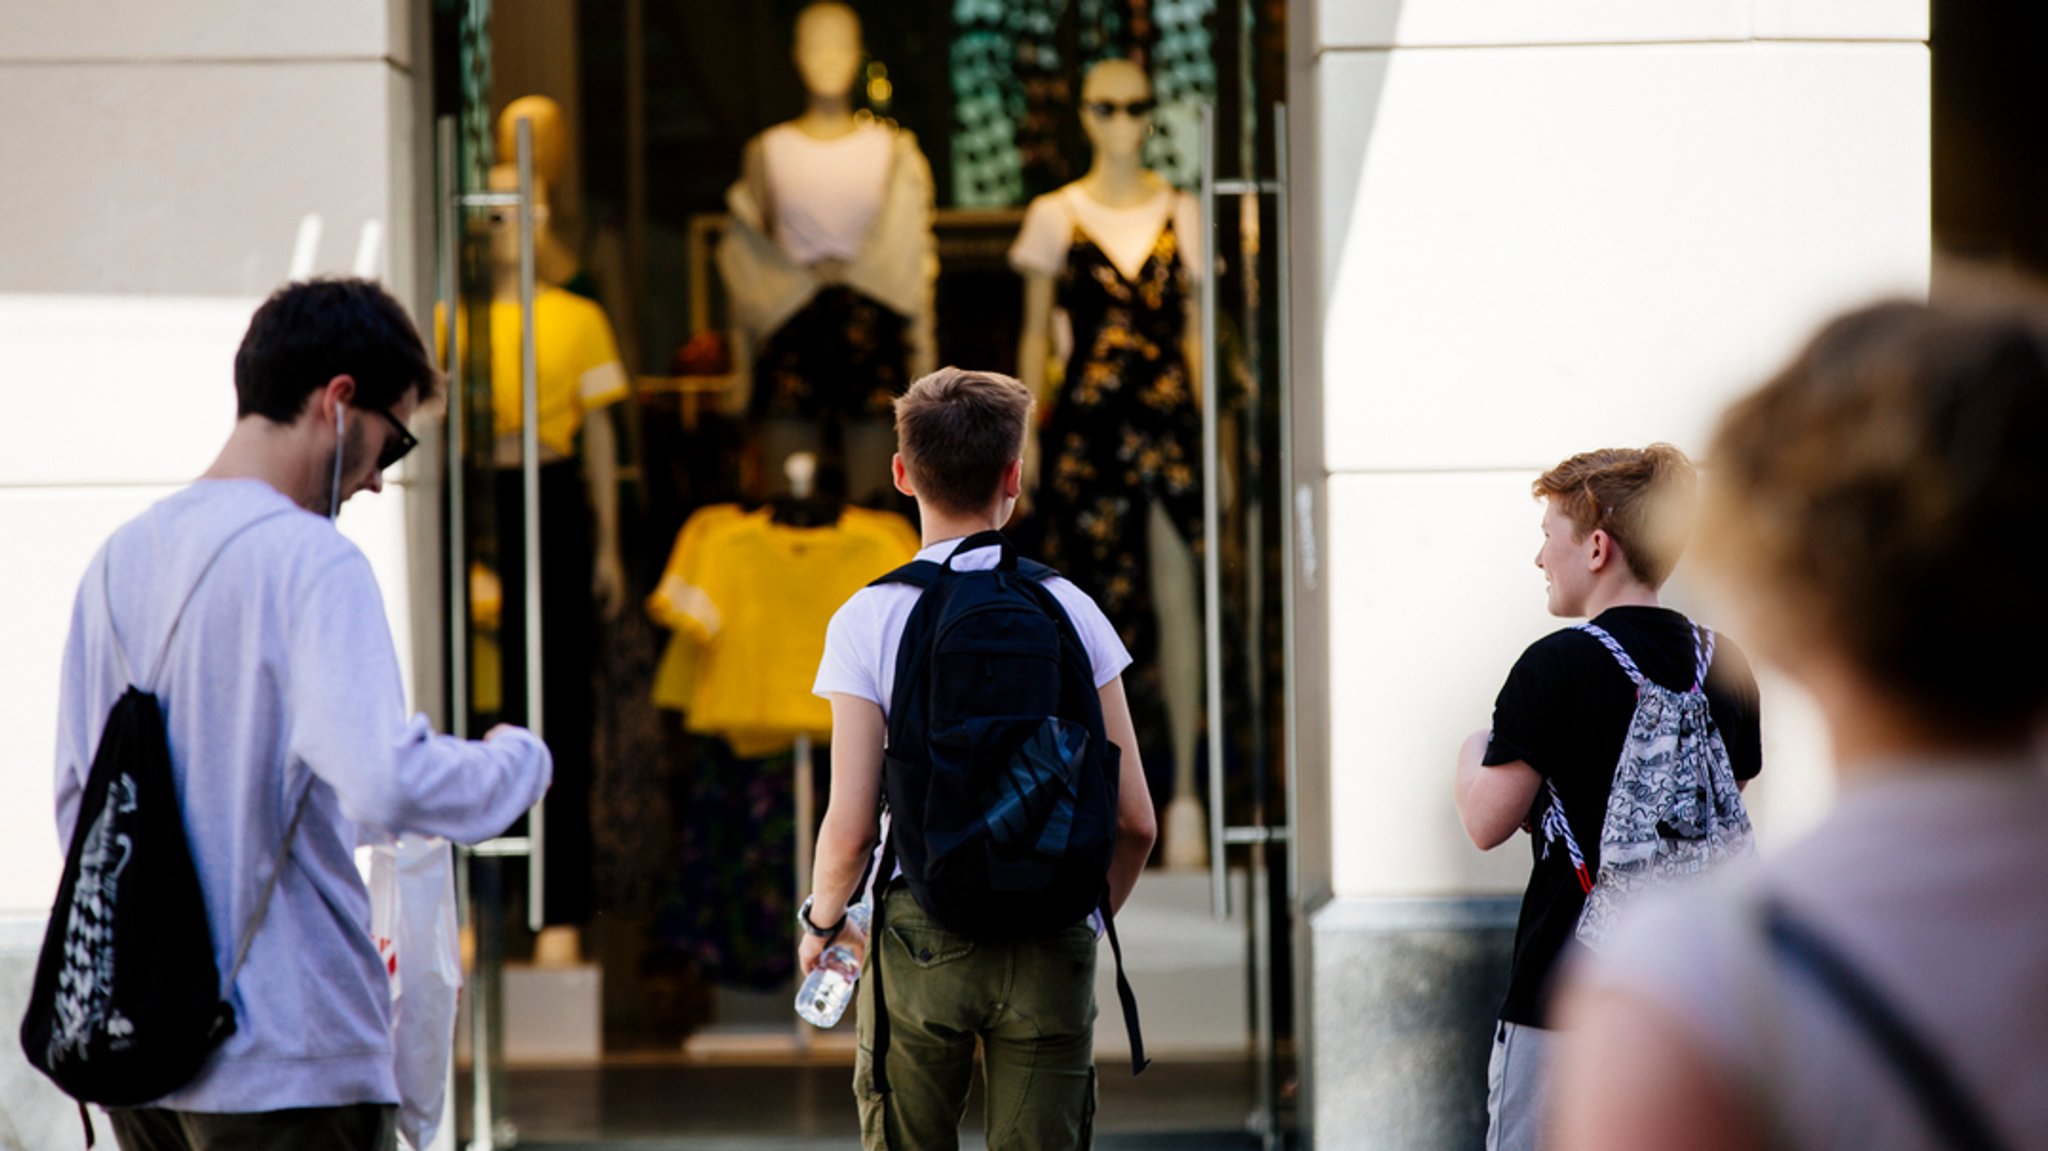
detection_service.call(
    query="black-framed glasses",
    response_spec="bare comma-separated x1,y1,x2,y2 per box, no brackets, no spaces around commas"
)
1085,98,1156,120
371,408,418,471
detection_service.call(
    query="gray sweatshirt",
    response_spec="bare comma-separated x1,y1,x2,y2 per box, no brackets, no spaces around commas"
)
54,478,551,1112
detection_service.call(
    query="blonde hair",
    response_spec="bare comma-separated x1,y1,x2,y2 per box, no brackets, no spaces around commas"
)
1700,284,2048,728
1533,444,1697,587
894,367,1035,515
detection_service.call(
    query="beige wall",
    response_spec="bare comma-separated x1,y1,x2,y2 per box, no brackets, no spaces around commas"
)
1299,1,1930,901
0,1,429,916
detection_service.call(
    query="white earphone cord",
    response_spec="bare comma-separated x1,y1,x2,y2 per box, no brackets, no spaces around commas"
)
329,403,345,520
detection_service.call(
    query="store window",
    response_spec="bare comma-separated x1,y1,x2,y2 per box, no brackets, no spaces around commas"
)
436,0,1294,1142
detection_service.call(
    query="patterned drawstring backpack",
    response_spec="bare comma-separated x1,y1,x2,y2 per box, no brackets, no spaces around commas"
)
1540,621,1756,947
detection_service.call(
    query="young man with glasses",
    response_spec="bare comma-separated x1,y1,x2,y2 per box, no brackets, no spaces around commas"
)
52,277,552,1151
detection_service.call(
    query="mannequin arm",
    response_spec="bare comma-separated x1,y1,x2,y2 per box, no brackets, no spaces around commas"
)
909,274,938,381
1182,296,1204,410
1018,271,1056,410
741,137,773,239
1016,272,1057,509
583,405,625,618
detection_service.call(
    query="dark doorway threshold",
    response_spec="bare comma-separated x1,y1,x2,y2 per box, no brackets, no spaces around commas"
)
480,1059,1264,1149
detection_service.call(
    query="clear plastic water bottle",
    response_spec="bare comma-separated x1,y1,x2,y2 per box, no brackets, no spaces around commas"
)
795,901,871,1029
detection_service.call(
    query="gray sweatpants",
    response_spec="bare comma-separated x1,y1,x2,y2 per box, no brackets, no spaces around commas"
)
1485,1020,1554,1151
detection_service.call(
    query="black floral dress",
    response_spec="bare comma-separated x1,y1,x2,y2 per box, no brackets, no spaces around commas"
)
1038,212,1204,801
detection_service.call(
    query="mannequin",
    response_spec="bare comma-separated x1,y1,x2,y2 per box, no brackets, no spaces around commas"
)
486,161,627,614
496,96,582,290
716,1,937,508
496,95,646,375
485,158,630,950
1009,58,1208,868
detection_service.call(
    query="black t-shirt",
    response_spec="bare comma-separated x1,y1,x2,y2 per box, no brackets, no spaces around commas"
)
1483,606,1762,1028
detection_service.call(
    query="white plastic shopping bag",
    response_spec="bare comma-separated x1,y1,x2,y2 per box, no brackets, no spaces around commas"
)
365,836,463,1151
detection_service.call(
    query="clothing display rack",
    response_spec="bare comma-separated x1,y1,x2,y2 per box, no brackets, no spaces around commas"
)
677,452,844,1059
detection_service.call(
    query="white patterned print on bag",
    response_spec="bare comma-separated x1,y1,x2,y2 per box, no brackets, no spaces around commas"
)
1542,623,1756,948
50,773,139,1063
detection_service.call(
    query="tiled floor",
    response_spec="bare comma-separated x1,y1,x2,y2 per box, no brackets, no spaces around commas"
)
475,1059,1270,1149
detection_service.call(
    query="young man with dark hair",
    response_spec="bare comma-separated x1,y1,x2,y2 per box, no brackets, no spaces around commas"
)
806,367,1158,1150
53,278,552,1151
1453,445,1763,1151
233,275,439,423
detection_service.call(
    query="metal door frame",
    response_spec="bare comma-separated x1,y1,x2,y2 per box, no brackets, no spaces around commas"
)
435,111,549,1151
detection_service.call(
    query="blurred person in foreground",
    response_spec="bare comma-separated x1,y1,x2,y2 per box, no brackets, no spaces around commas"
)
1551,286,2048,1150
55,278,552,1150
1455,445,1762,1150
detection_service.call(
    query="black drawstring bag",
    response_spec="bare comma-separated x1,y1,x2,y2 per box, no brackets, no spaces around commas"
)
21,512,303,1144
22,684,237,1108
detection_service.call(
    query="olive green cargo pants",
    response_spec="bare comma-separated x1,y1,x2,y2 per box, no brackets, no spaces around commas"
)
854,882,1099,1150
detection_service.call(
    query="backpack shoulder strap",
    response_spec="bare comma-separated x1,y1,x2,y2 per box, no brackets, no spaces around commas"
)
867,835,901,1096
1017,575,1096,687
106,509,295,693
1540,778,1595,895
870,559,941,590
100,547,135,690
1691,625,1718,694
1575,622,1646,687
1101,896,1151,1077
226,779,316,992
880,567,948,750
1762,898,2011,1151
1016,557,1058,583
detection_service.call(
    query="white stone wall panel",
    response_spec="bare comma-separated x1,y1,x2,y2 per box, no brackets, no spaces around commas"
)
1318,0,1925,49
0,1,404,64
1318,42,1928,475
0,62,400,298
0,487,170,912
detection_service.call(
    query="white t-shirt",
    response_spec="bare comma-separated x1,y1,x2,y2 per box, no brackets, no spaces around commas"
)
813,537,1132,712
762,120,895,266
1008,183,1203,284
1572,762,2048,1150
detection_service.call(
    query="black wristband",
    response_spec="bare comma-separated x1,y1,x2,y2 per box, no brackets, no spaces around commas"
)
799,895,846,942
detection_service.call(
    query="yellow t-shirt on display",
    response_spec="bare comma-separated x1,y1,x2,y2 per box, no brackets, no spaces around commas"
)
487,288,629,456
646,506,917,755
647,504,760,716
846,504,922,560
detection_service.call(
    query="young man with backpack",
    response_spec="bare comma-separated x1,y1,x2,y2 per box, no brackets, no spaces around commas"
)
43,279,552,1150
1453,445,1762,1151
806,366,1158,1150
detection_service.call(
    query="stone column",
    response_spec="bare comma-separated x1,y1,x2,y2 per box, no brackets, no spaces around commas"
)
1288,3,1929,1146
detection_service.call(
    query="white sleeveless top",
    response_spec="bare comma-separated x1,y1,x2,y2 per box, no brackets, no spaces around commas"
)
761,120,895,266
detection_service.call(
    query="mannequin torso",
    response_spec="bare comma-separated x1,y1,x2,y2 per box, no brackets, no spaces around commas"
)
719,1,936,503
756,119,895,267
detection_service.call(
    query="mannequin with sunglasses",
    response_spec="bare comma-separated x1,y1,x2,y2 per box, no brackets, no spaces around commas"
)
1009,57,1207,867
716,0,936,507
480,159,630,947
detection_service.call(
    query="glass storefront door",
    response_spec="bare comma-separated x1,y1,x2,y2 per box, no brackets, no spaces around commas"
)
434,105,546,1150
430,2,1300,1146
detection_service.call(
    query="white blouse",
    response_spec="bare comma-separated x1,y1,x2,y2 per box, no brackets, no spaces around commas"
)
762,120,895,266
